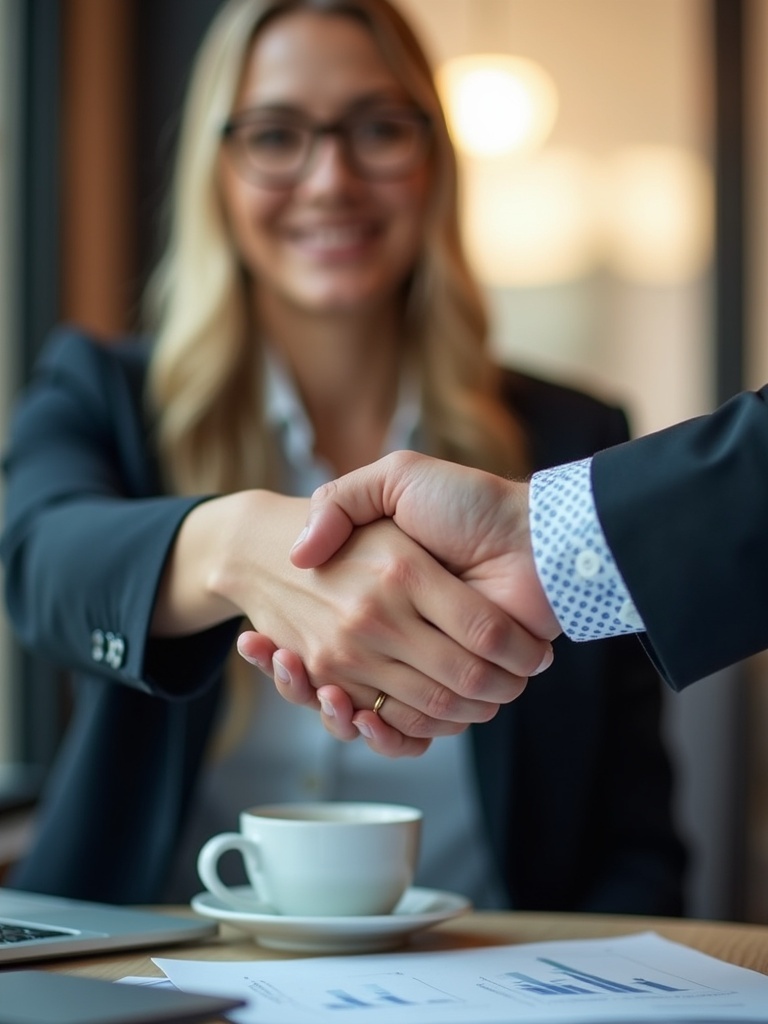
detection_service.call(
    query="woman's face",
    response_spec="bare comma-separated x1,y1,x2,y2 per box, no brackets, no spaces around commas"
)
218,10,432,317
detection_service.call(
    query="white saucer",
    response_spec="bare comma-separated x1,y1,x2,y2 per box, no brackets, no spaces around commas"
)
190,886,471,954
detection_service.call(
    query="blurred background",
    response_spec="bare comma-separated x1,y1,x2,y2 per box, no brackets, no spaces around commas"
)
0,0,767,922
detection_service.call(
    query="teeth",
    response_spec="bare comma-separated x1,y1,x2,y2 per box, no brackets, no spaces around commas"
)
296,225,369,246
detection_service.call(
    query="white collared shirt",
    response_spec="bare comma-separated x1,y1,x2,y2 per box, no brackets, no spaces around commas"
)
167,352,507,907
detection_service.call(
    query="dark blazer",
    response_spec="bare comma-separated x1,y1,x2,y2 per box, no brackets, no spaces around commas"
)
1,326,686,913
593,387,768,690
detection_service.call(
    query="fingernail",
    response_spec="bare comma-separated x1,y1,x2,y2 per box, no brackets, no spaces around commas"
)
273,656,291,684
354,721,373,739
532,645,554,676
318,696,335,718
290,526,309,553
238,647,269,673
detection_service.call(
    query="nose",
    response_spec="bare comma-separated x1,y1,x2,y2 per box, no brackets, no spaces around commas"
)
300,134,359,193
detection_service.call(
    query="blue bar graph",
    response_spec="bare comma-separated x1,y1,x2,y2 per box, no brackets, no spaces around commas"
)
538,958,648,993
501,957,687,998
323,977,458,1011
326,990,374,1009
324,986,418,1008
633,977,687,992
506,973,595,996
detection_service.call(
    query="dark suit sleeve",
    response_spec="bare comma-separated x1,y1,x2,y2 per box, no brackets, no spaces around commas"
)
0,328,239,699
592,386,768,689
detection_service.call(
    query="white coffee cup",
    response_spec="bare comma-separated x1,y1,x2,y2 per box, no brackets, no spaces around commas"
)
196,801,422,917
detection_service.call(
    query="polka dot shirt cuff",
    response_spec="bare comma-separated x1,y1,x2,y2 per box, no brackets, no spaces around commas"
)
529,457,646,641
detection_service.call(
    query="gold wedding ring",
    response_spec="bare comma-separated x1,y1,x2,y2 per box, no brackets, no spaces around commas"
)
372,691,388,715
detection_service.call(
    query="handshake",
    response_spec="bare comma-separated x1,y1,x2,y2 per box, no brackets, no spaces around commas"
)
238,451,562,758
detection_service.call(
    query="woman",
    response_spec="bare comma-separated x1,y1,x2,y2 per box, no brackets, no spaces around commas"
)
1,0,686,911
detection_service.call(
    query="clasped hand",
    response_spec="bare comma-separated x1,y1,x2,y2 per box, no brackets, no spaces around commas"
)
238,452,561,757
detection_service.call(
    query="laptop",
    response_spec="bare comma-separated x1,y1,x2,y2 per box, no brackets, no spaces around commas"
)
0,971,244,1024
0,887,217,964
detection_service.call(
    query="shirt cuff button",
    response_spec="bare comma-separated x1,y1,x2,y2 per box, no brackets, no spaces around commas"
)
575,550,602,579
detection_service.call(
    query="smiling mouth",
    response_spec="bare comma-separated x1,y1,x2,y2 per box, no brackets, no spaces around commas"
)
288,222,380,255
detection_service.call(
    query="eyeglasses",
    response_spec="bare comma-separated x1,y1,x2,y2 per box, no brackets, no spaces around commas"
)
221,106,432,187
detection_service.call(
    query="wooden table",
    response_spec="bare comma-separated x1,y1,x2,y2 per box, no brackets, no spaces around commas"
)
36,908,768,981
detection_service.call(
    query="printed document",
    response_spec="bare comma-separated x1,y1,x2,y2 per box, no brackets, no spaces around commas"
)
154,931,768,1022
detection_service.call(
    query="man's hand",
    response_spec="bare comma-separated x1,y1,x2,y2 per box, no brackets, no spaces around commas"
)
291,451,561,643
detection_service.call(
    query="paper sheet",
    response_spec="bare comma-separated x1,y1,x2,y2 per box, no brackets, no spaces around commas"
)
118,976,177,989
153,931,768,1022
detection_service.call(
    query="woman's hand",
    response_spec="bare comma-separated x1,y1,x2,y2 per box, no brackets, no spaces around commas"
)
155,488,548,744
237,630,435,756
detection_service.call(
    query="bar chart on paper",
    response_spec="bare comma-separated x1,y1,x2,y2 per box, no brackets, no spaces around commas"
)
323,977,459,1010
494,954,700,998
155,933,768,1023
303,950,703,1012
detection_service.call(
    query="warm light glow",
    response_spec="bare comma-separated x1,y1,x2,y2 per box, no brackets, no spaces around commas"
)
460,149,602,286
601,146,713,283
438,54,558,158
458,144,712,287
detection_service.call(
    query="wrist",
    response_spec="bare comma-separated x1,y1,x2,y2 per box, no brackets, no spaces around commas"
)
503,478,531,551
207,490,311,625
151,495,243,635
512,479,561,639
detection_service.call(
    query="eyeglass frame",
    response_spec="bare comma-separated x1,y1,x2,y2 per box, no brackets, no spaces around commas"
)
220,105,433,188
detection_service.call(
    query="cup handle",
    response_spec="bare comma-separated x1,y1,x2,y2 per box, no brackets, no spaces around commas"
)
197,832,267,911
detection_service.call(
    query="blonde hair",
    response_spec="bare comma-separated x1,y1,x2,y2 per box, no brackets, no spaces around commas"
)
144,0,529,496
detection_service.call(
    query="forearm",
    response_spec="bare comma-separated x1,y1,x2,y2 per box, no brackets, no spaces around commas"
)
2,495,208,681
592,388,768,686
